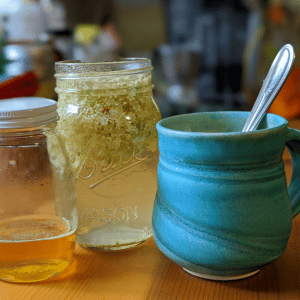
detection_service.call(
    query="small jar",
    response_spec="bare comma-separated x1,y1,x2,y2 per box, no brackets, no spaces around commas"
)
55,59,161,250
0,97,77,283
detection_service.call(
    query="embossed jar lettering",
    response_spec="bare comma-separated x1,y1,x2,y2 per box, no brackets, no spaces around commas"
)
80,206,138,223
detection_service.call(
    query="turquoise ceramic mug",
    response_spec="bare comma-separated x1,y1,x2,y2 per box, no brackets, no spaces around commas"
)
152,111,300,280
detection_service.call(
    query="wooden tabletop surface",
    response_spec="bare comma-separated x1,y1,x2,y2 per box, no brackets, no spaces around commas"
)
1,118,300,300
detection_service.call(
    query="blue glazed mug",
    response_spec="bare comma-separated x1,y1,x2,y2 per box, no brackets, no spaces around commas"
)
152,111,300,280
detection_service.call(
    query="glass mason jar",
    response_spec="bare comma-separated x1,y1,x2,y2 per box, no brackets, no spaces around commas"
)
55,59,161,250
0,97,77,283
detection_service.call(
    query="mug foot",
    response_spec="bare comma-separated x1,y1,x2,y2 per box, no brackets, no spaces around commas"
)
153,232,261,281
183,268,260,281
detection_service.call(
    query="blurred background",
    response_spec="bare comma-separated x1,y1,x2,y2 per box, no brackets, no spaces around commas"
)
1,0,300,119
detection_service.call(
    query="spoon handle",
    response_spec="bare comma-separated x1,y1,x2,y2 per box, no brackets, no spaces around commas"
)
242,44,295,132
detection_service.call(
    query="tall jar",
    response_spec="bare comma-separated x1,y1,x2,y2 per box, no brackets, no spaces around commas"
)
55,59,161,250
0,97,77,283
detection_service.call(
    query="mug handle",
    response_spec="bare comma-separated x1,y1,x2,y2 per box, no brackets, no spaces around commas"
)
286,127,300,218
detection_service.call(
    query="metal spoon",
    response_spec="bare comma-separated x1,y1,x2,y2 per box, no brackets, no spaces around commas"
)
242,44,295,132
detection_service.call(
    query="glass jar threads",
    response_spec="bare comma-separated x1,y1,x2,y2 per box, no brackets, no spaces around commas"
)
55,59,161,250
0,97,77,283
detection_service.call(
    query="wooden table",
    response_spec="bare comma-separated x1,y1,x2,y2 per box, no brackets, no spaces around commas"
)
1,119,300,300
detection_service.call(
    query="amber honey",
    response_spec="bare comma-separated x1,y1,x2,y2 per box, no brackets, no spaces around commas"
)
0,215,76,282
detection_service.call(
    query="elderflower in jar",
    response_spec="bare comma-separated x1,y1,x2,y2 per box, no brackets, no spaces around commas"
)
55,59,161,250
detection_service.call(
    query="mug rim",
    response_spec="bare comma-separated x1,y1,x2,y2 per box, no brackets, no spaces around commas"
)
157,111,288,137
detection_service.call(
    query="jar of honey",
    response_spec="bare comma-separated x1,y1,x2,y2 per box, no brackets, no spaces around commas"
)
55,59,161,250
0,97,77,283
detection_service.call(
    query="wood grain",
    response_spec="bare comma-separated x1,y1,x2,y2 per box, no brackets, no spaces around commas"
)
1,219,300,300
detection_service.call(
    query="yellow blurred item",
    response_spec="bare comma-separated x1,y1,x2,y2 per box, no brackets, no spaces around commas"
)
74,24,101,45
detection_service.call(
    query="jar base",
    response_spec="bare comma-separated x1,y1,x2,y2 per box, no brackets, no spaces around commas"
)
78,239,148,251
76,225,152,251
0,259,72,283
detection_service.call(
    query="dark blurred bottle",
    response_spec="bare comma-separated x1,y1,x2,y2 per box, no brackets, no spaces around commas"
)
168,0,197,43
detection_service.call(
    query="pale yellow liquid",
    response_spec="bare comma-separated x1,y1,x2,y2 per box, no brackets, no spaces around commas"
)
76,151,158,250
0,216,76,282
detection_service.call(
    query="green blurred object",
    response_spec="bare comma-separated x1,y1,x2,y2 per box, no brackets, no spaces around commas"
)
0,29,7,75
